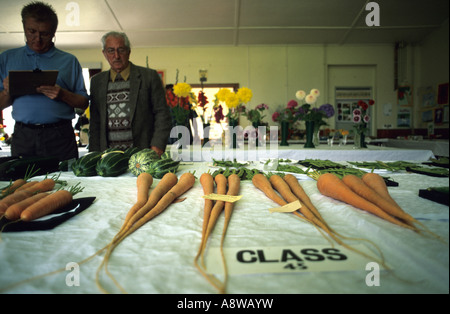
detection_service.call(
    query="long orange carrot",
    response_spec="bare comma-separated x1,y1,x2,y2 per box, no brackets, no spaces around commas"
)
21,178,56,194
360,173,416,223
317,173,414,230
219,173,241,293
119,172,153,232
4,192,50,221
201,173,227,265
196,173,215,258
283,174,326,224
1,179,26,195
20,190,73,222
0,189,35,215
14,181,38,192
252,173,286,206
343,174,417,224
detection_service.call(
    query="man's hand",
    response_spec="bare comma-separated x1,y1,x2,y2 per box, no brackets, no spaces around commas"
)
151,146,164,157
36,85,62,100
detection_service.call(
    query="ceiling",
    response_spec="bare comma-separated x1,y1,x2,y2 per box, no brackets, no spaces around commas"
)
0,0,448,50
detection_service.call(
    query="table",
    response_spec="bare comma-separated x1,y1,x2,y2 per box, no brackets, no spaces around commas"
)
382,139,449,157
168,143,435,162
0,161,448,295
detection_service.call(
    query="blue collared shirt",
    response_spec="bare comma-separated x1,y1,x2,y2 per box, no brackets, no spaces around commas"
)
0,44,89,124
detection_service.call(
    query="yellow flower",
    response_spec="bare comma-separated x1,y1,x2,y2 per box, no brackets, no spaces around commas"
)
173,82,192,98
84,107,90,119
0,136,5,141
225,93,240,109
237,87,252,104
216,88,232,102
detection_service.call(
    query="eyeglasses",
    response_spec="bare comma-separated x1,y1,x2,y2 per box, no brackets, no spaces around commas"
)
25,28,54,40
105,47,129,55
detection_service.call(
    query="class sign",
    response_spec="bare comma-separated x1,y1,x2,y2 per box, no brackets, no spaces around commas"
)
205,245,383,275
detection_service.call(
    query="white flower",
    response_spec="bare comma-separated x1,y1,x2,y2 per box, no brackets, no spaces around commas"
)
295,90,306,100
305,94,317,105
310,89,320,97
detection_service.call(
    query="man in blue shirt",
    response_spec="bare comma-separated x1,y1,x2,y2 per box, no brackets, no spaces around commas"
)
0,1,89,161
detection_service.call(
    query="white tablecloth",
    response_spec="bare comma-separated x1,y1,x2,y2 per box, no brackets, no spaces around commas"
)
383,139,449,157
0,161,448,295
168,143,435,162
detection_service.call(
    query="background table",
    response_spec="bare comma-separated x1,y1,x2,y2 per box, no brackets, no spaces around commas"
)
382,139,449,157
0,161,448,294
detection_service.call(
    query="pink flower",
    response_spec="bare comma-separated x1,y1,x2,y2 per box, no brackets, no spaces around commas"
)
353,108,362,116
363,114,370,123
353,115,361,123
272,112,280,122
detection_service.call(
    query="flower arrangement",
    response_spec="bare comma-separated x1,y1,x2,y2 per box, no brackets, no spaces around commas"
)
295,89,334,124
245,103,269,125
272,99,299,125
352,99,375,135
166,82,193,125
215,87,253,121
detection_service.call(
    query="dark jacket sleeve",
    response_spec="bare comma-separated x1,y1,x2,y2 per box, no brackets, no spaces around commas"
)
147,69,172,151
87,72,105,152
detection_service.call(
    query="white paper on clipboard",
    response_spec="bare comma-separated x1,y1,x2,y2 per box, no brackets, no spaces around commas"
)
8,70,58,97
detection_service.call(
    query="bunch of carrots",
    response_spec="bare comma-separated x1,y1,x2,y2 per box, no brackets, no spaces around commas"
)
95,171,196,294
313,172,439,237
194,172,241,294
252,172,387,267
0,175,83,227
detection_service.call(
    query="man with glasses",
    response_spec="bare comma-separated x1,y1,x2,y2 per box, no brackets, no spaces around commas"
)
88,31,171,156
0,1,89,161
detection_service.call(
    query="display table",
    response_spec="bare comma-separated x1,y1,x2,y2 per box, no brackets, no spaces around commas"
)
168,143,435,162
382,139,449,157
0,161,448,295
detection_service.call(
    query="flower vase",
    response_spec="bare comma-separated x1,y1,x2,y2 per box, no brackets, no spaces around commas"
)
280,121,289,146
353,132,367,149
203,123,210,146
304,121,315,148
252,121,260,147
312,125,320,147
229,118,239,149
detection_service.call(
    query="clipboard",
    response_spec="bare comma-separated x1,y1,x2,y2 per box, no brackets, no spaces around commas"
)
8,70,58,97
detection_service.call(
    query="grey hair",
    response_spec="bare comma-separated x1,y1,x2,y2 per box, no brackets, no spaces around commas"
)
101,31,131,50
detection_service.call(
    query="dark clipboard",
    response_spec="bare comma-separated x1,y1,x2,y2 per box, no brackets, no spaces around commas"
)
8,70,58,97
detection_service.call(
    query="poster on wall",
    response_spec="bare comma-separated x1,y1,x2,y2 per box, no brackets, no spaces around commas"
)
419,86,435,107
422,109,434,123
397,108,411,127
437,83,449,105
398,86,412,106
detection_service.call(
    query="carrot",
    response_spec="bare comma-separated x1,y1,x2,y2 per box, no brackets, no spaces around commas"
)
219,173,240,293
120,172,178,235
14,181,38,192
4,192,50,221
97,172,195,294
1,179,27,195
119,172,153,232
20,190,73,222
317,173,414,230
201,173,228,264
194,172,224,293
0,189,35,215
360,173,416,222
252,173,286,206
196,173,215,258
283,174,326,224
20,178,56,194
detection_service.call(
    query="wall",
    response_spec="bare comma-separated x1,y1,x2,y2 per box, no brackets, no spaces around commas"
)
69,43,397,133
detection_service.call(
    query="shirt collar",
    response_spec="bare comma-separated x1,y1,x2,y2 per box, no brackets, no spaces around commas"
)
110,63,131,82
25,44,56,57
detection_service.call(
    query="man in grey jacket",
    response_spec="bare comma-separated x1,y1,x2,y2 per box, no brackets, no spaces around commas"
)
89,31,171,156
